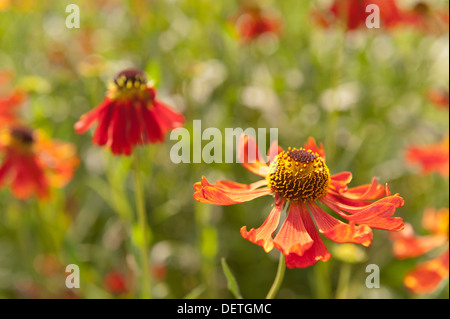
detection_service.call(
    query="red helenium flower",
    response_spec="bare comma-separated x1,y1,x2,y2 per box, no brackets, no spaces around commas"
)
0,126,79,200
314,0,403,31
193,135,405,268
103,271,129,295
426,87,449,110
74,68,185,155
232,6,282,43
405,138,449,177
400,2,449,35
390,207,449,295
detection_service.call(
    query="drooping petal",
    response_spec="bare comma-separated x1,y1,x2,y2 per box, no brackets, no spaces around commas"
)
141,101,164,143
238,134,269,177
273,202,314,257
321,194,405,231
10,153,49,199
152,100,185,132
110,104,132,155
193,176,272,205
404,250,449,295
284,203,332,269
240,197,285,252
74,99,110,134
124,100,142,147
308,201,373,247
390,223,448,259
92,101,116,146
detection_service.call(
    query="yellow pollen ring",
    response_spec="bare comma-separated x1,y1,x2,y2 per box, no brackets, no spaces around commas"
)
0,127,35,153
107,69,152,101
267,147,330,202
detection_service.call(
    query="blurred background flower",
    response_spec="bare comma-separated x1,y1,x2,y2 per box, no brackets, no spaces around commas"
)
390,207,449,295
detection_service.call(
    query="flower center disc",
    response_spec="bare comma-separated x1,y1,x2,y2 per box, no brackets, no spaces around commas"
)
109,68,151,101
11,127,34,145
267,148,330,202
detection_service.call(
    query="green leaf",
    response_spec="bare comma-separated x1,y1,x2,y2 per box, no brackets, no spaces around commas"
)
221,257,243,299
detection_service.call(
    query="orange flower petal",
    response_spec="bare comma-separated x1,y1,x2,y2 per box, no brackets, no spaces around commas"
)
193,176,272,206
303,136,326,160
406,138,449,177
404,250,449,295
35,131,79,188
336,177,386,201
273,202,314,257
284,204,331,269
308,201,373,247
390,223,447,259
215,179,268,191
240,197,285,253
238,135,269,177
321,194,405,231
330,171,353,191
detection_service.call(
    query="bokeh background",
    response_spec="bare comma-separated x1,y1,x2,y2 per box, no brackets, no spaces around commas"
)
0,0,448,299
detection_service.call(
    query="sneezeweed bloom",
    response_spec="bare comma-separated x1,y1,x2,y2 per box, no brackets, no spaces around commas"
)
426,87,449,110
400,2,449,35
0,126,79,200
390,207,449,295
405,138,449,177
103,271,129,296
312,0,403,31
231,5,282,43
74,68,185,155
193,136,404,268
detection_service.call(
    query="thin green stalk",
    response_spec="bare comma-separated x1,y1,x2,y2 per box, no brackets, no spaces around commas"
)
266,252,286,299
335,262,352,299
133,150,152,299
312,261,332,298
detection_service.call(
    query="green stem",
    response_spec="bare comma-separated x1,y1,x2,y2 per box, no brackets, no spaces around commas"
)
335,263,352,299
266,252,286,299
133,151,152,299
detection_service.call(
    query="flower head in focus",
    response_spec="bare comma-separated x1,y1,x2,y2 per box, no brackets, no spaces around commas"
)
390,207,449,295
193,136,404,268
406,138,449,177
0,126,79,200
74,68,185,155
